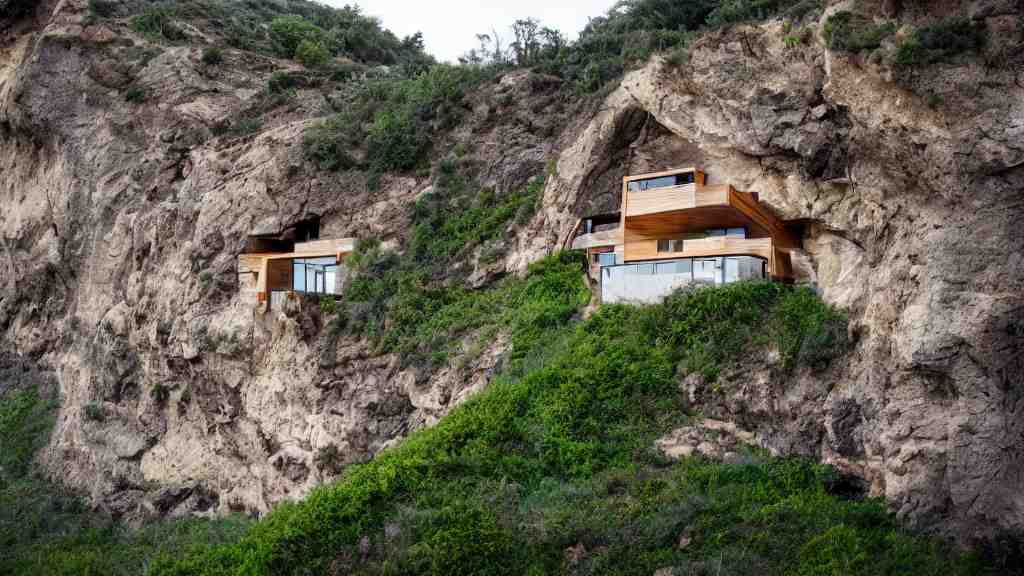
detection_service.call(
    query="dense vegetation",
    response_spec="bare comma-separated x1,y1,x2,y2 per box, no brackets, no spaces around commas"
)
88,0,432,69
334,162,551,370
465,0,824,93
304,65,494,175
823,11,987,68
894,18,987,67
141,278,988,576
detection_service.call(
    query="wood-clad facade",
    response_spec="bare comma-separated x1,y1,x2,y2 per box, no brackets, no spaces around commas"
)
573,166,798,302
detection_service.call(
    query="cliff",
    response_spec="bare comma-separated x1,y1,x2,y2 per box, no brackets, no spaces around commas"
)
1,0,1022,564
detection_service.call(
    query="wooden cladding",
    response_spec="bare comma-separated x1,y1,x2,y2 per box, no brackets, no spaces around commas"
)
625,184,695,216
727,190,799,249
623,184,735,218
624,237,790,278
627,236,773,262
294,238,356,256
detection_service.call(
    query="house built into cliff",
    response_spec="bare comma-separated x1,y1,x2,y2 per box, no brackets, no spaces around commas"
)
237,220,355,310
572,167,798,303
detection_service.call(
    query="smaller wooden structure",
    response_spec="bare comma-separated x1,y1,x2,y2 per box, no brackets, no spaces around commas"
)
238,237,356,309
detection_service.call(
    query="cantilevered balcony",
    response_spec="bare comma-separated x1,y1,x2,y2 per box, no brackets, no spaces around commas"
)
571,227,621,250
624,183,730,217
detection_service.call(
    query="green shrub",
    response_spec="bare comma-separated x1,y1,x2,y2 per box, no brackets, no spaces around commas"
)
201,46,223,65
150,383,170,405
269,15,327,59
823,11,896,52
706,0,820,28
87,0,118,19
83,403,105,422
302,113,359,171
770,286,848,371
295,38,329,67
894,18,986,67
132,7,185,42
266,71,299,94
197,270,213,291
125,86,147,103
318,295,337,315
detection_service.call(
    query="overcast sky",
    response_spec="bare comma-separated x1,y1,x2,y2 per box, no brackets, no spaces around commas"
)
333,1,619,63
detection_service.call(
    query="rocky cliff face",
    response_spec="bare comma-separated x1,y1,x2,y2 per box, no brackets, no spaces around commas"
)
1,0,1022,548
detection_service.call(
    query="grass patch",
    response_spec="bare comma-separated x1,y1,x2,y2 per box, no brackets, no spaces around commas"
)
146,278,984,576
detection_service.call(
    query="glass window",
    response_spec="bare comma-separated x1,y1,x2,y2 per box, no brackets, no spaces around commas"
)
325,268,337,295
656,262,672,275
292,257,338,294
293,261,306,292
627,172,695,192
656,261,690,275
598,253,617,267
724,258,740,283
707,228,726,237
727,227,746,238
629,263,654,275
694,259,718,283
657,239,670,253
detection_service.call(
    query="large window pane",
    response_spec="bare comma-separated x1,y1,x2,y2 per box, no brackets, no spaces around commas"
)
293,262,305,291
724,258,740,283
694,259,717,283
598,252,617,267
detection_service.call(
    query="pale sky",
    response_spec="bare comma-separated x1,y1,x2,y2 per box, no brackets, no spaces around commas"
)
333,1,620,63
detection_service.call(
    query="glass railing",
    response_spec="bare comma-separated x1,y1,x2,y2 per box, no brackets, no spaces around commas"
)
601,256,768,304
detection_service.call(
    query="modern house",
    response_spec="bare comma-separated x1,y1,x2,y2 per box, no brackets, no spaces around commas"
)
237,218,355,310
571,167,798,303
